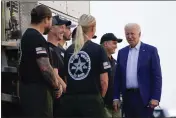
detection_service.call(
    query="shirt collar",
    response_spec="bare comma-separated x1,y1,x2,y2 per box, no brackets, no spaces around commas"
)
108,56,113,60
48,42,57,48
108,55,116,62
129,41,141,50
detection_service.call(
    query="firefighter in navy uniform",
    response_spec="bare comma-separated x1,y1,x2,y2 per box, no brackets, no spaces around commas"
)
47,15,74,117
59,14,110,118
57,17,76,82
47,15,72,93
19,5,62,118
58,17,76,50
100,33,123,118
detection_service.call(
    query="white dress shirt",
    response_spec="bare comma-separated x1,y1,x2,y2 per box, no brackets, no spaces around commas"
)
126,41,141,88
113,41,158,104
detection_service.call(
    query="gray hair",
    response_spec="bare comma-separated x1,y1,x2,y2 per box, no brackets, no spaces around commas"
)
124,23,141,33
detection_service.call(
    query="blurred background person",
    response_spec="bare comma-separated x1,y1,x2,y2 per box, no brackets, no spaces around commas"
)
61,20,76,49
58,19,76,52
56,18,76,83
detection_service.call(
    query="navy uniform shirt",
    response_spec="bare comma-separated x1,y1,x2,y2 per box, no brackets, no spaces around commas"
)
56,44,65,80
104,56,117,106
48,43,65,80
64,40,111,95
47,42,59,69
58,43,66,58
19,28,49,85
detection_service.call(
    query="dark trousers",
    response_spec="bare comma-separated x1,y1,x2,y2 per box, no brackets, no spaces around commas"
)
58,94,106,118
123,89,154,118
19,82,53,118
53,95,64,118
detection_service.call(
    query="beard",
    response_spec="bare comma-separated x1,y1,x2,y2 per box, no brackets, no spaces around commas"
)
63,35,71,41
43,27,51,35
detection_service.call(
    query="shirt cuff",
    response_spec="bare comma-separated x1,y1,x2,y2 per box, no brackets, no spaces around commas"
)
113,99,119,102
113,99,120,107
151,99,159,102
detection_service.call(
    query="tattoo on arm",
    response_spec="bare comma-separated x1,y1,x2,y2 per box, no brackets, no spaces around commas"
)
37,57,58,88
100,73,108,97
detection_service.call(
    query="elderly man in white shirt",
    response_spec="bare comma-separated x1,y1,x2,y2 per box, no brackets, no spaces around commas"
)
113,23,162,118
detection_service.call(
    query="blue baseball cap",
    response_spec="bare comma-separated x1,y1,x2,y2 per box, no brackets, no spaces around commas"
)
52,15,71,26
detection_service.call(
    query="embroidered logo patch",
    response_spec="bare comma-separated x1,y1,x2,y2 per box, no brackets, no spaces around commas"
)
68,51,91,80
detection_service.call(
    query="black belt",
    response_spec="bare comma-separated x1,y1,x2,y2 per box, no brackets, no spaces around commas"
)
126,88,139,92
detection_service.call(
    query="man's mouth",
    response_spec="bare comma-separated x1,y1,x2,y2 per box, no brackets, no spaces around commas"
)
128,40,133,42
60,33,64,37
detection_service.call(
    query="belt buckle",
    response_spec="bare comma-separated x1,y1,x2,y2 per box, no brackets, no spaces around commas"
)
133,88,136,92
132,88,138,92
127,88,138,92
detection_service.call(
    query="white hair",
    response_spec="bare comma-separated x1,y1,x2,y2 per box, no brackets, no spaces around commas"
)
74,14,96,54
124,23,141,33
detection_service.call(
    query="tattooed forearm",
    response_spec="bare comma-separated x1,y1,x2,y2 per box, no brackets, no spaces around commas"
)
37,57,58,88
100,72,108,97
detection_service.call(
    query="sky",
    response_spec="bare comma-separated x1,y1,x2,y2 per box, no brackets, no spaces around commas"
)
90,1,176,116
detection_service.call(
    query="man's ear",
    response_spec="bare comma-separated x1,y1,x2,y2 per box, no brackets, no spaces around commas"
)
91,26,95,32
44,17,51,24
104,42,108,47
43,17,47,24
139,32,141,37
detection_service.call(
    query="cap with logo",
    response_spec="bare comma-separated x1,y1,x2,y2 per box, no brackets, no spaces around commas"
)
100,33,123,44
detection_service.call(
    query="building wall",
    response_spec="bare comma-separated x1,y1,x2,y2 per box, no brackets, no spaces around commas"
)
19,2,38,35
38,1,90,19
19,1,90,35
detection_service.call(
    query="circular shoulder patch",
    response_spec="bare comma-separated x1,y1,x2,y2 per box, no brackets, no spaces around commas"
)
68,51,91,80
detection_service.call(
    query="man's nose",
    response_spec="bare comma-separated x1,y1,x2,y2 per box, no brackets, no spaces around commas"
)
128,34,132,38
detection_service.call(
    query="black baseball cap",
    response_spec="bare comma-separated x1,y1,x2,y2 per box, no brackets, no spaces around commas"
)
100,33,123,44
72,27,97,39
52,15,71,26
